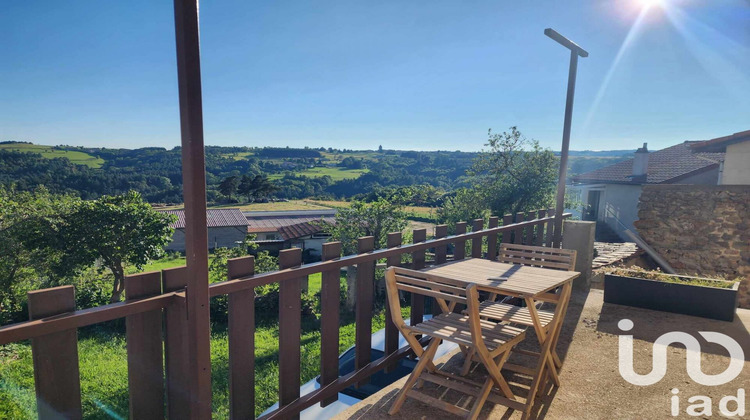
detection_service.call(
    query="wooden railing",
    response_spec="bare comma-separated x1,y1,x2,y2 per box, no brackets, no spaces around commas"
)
0,209,570,419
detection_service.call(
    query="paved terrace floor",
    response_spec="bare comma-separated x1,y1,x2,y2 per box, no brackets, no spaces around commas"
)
334,289,750,420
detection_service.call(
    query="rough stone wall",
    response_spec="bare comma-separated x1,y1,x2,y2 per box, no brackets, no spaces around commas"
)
634,185,750,308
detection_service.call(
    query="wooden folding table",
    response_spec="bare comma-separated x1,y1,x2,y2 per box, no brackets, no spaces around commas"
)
416,258,579,418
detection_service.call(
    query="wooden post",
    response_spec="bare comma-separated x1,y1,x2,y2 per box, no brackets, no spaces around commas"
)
486,217,499,260
355,237,375,387
27,286,82,420
410,229,426,326
125,272,165,420
501,214,513,244
384,232,402,372
535,210,547,246
453,222,467,260
513,212,525,244
227,256,255,420
162,266,191,420
320,242,342,406
433,225,448,316
524,212,537,245
546,208,556,247
173,0,212,416
278,248,303,418
471,219,483,258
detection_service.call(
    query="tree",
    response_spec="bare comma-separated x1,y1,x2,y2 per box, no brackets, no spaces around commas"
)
238,174,277,202
218,176,240,200
53,191,176,302
436,188,490,233
471,127,557,216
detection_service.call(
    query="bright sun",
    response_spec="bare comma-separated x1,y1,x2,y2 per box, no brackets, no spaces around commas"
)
637,0,663,9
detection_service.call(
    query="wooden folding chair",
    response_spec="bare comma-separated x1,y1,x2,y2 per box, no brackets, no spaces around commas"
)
467,244,577,377
385,267,526,420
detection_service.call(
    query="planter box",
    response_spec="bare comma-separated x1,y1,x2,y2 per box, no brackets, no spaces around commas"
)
604,273,739,322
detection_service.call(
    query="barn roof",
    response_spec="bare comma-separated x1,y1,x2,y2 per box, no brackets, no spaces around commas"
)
161,208,249,229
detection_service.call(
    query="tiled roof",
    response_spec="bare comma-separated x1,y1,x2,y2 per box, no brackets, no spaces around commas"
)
572,142,724,185
247,216,334,231
690,129,750,153
161,208,249,229
277,219,334,241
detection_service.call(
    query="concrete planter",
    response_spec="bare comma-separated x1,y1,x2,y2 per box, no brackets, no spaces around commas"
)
604,273,740,321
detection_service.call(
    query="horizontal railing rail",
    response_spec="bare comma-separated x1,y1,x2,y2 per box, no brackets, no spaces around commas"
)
0,209,570,420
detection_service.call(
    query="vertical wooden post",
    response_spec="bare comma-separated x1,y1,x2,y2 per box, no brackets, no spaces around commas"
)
514,212,525,244
524,212,537,245
28,286,82,420
501,214,513,244
320,242,342,406
433,225,448,316
486,217,499,260
546,208,556,247
227,256,255,420
162,266,190,420
355,237,375,387
410,229,426,326
535,210,547,246
454,222,467,260
278,248,303,418
125,272,165,420
173,0,212,416
471,219,483,258
384,232,402,372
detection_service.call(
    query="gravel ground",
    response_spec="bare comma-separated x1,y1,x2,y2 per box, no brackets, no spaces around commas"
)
334,288,749,420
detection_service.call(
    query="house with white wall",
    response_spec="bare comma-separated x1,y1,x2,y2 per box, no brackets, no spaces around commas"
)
245,209,336,258
571,141,724,240
690,129,750,185
161,208,249,252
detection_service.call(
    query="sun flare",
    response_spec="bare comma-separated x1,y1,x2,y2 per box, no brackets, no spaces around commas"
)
637,0,663,10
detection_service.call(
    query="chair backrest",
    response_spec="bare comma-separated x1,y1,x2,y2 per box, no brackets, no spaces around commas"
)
497,243,577,271
385,267,468,323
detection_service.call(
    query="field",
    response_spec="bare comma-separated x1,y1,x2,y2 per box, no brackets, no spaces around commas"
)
268,166,369,181
306,200,436,220
0,143,104,168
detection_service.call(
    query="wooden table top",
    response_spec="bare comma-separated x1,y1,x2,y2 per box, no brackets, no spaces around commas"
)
419,258,580,297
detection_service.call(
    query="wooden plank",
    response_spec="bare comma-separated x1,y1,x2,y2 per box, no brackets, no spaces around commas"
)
471,219,483,258
27,286,82,420
453,222,467,260
278,248,303,419
356,236,375,387
125,272,165,420
410,229,427,327
546,208,556,247
486,217,499,261
320,242,342,406
227,256,255,420
432,225,448,316
162,266,190,420
524,212,537,245
501,214,513,245
384,232,402,372
534,210,547,245
513,212,525,244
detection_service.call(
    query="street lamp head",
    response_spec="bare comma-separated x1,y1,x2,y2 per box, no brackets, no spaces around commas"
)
544,28,589,57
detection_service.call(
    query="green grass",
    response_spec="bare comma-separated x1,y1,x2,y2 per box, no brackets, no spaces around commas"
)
0,144,104,168
0,303,410,419
269,167,369,181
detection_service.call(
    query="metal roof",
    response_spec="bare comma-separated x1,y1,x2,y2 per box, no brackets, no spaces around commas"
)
161,208,249,229
572,142,724,185
277,219,334,241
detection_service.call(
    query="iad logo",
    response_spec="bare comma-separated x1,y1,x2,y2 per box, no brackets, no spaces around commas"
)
617,319,746,417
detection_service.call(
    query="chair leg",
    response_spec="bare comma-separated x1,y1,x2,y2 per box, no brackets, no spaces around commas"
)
460,349,475,376
466,377,494,420
388,338,441,415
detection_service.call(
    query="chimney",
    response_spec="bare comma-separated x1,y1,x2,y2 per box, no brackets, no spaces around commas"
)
632,142,648,177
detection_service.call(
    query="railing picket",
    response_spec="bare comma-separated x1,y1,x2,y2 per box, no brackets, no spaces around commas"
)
535,210,547,246
486,216,499,260
384,232,402,372
162,266,190,420
320,242,342,406
27,286,82,420
410,229,427,327
514,212,525,244
227,256,255,420
355,236,376,387
524,211,537,245
433,225,448,316
279,248,303,419
546,207,556,247
501,214,513,244
453,221,467,260
125,271,165,420
471,219,484,258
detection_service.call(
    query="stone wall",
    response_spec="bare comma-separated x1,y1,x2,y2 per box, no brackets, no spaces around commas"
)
634,185,750,308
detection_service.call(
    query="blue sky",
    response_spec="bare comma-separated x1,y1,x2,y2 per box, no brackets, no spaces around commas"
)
1,0,748,152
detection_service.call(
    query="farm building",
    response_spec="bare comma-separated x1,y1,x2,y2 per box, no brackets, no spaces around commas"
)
245,209,336,257
161,208,249,252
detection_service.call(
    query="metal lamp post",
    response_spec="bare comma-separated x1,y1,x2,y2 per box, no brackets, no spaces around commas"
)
545,28,588,247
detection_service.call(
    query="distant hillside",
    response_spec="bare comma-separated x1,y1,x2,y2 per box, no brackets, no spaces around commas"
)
0,142,104,168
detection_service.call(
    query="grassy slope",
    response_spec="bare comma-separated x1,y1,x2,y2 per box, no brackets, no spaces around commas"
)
268,167,369,181
0,144,104,168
